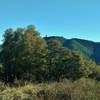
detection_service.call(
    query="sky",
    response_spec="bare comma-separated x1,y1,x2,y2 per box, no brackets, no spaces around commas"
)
0,0,100,43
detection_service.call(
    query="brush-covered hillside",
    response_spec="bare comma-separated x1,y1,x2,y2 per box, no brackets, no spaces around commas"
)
0,25,100,100
45,36,100,63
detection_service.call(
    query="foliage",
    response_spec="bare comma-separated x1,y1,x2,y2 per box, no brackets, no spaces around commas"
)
0,25,100,83
0,25,100,99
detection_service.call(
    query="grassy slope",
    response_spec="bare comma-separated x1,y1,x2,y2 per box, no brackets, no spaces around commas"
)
0,78,100,100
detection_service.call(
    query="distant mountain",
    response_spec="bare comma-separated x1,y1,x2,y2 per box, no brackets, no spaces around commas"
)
44,36,100,63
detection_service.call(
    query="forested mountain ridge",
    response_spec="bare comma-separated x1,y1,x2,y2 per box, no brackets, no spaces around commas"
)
0,25,100,83
1,36,100,63
0,25,100,100
44,36,100,63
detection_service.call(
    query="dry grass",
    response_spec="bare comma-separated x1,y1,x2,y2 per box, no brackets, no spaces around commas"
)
0,78,99,100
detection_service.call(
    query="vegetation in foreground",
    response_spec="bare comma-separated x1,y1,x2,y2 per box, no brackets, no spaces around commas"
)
0,25,100,99
0,78,100,100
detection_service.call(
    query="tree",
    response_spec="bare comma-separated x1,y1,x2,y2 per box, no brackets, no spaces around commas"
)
46,39,85,81
1,29,15,82
14,25,48,82
1,25,48,82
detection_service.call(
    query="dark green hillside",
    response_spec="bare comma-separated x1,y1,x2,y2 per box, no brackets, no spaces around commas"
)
44,36,100,63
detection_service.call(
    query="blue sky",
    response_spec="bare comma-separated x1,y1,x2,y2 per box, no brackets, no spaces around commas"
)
0,0,100,43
